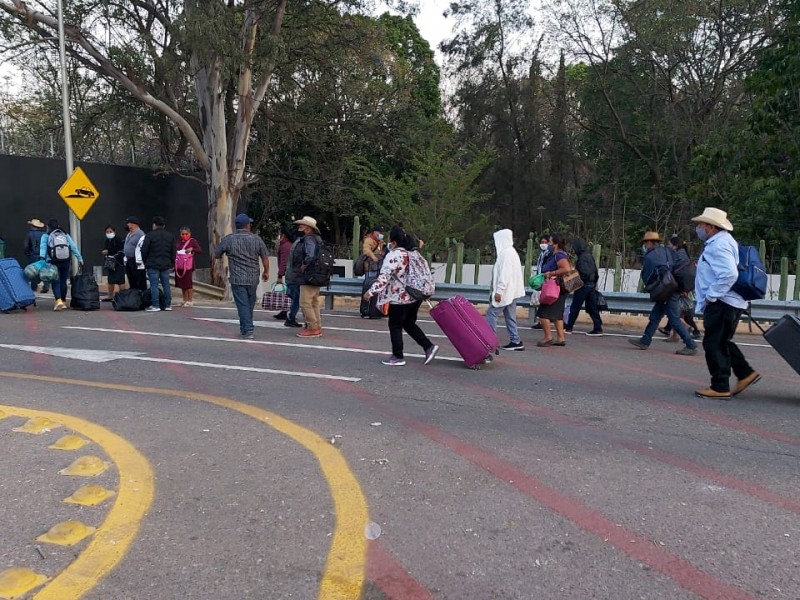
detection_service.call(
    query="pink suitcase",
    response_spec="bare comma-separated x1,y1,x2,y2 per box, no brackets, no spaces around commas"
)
430,295,499,369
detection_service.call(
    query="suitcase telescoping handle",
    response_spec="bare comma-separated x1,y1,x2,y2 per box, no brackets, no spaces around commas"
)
743,303,767,335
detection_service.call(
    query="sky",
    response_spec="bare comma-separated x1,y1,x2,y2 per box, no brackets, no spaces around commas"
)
411,0,452,57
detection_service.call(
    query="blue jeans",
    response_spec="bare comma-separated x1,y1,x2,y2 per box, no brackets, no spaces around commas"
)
486,301,521,344
566,283,603,330
232,283,258,335
147,268,172,309
640,294,696,348
286,283,300,321
51,261,71,302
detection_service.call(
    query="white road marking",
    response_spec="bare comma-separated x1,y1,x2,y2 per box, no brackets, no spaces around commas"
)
62,326,463,362
192,317,449,338
0,343,362,382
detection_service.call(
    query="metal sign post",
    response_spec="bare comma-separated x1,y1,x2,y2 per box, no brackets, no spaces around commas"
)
57,0,81,269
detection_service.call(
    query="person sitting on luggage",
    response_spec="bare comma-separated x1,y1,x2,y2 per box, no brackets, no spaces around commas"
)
363,225,438,366
361,225,385,278
40,219,83,311
25,218,48,293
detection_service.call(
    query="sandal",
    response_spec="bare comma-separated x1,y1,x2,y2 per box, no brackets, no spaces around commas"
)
552,341,566,346
536,340,553,347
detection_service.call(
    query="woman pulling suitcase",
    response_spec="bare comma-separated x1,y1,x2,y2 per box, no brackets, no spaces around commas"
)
363,225,438,366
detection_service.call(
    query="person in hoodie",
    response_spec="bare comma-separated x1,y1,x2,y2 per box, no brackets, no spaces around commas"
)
565,238,603,336
486,229,526,350
272,226,294,320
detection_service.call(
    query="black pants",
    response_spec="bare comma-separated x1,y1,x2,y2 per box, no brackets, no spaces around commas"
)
126,260,147,291
388,301,432,359
702,301,754,392
566,284,602,330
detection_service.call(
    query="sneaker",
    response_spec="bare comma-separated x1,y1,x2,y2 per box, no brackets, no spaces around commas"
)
53,300,64,311
586,329,603,336
675,346,697,356
564,328,573,335
284,319,302,328
381,356,406,366
145,306,161,312
502,341,525,351
692,330,702,340
241,332,254,340
184,301,194,308
628,339,648,350
695,387,731,399
56,300,68,311
273,311,287,320
658,327,670,336
732,372,761,396
297,328,322,338
164,306,173,311
424,345,439,365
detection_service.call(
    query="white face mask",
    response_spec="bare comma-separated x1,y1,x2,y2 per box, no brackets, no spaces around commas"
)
539,243,549,251
106,232,115,239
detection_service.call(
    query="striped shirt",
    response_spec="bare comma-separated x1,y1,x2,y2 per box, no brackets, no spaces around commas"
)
214,229,269,286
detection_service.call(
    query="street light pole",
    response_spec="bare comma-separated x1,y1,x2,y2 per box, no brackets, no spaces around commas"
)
57,0,81,266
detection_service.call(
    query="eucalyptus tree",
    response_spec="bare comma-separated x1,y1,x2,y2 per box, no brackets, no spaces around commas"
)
0,0,410,285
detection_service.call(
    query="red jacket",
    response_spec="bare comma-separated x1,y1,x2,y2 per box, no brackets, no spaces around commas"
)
277,237,293,277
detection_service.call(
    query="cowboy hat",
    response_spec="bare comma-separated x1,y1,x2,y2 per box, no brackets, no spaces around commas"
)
294,216,319,232
28,218,45,228
691,207,733,232
640,231,662,243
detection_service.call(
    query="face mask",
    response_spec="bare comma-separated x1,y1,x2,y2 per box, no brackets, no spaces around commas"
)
181,234,191,240
641,244,648,254
106,232,115,239
377,234,384,241
539,243,548,251
695,225,709,242
547,244,554,252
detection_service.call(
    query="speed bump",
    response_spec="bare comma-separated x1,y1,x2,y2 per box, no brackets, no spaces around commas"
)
0,567,49,599
64,484,116,506
49,434,89,450
59,455,110,477
12,416,60,434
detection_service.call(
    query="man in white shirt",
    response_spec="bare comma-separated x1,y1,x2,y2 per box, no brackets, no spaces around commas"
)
692,207,760,399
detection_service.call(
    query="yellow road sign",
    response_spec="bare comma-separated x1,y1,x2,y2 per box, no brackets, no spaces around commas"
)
58,167,99,220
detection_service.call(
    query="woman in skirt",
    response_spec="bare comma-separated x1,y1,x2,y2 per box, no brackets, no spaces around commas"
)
537,232,572,347
175,226,203,307
102,224,126,301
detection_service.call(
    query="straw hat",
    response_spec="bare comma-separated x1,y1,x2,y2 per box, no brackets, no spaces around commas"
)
640,231,662,243
294,216,320,232
28,218,45,228
691,207,733,232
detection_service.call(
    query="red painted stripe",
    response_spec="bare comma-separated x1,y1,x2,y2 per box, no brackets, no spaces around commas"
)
333,381,758,600
367,542,434,600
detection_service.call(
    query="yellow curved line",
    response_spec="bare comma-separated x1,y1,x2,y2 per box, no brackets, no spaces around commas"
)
0,371,369,599
0,403,154,600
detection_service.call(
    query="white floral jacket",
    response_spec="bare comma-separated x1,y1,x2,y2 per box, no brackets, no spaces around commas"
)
367,248,414,306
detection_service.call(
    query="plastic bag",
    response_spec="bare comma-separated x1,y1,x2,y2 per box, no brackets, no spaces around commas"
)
530,290,541,307
38,263,59,283
539,279,560,305
24,260,46,282
529,273,545,291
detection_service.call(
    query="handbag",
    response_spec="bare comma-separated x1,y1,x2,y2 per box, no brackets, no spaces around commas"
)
261,283,291,311
353,254,369,277
645,268,679,303
560,269,584,294
594,290,608,311
175,240,195,276
104,256,118,271
539,278,560,305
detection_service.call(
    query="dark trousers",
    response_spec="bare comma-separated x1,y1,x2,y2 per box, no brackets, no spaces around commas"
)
388,301,433,359
566,283,602,330
702,301,754,392
51,261,71,301
287,283,300,321
231,283,258,335
126,260,147,291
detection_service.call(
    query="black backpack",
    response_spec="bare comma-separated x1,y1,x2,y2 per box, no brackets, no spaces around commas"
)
305,237,335,286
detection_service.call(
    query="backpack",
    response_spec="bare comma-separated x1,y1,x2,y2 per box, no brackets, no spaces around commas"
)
404,250,435,300
305,238,335,286
353,254,368,277
47,229,71,263
731,245,767,300
673,260,696,293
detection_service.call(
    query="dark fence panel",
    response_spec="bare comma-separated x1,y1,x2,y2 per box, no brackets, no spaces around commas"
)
0,155,208,269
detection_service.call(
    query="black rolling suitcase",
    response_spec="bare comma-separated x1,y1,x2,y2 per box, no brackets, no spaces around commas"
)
360,277,385,319
761,314,800,376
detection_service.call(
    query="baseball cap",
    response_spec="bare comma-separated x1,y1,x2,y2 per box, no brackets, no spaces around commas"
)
235,213,254,228
125,216,140,226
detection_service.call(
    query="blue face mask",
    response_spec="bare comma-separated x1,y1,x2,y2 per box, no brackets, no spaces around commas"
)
547,244,554,252
695,225,709,242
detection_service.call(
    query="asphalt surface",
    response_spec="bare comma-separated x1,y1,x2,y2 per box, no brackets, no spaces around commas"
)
0,295,798,600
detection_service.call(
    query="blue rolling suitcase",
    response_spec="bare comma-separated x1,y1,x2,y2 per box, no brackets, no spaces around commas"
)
0,258,37,312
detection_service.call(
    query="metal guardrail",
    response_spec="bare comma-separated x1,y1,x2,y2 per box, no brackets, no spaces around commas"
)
322,277,800,323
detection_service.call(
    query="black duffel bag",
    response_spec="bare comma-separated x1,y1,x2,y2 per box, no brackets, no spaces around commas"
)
645,267,679,304
112,288,145,311
69,267,100,311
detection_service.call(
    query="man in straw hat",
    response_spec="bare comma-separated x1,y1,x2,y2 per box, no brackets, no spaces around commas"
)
629,231,698,356
290,216,325,338
25,218,48,293
691,207,760,399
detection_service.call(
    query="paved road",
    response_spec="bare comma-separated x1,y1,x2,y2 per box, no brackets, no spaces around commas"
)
0,297,798,600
